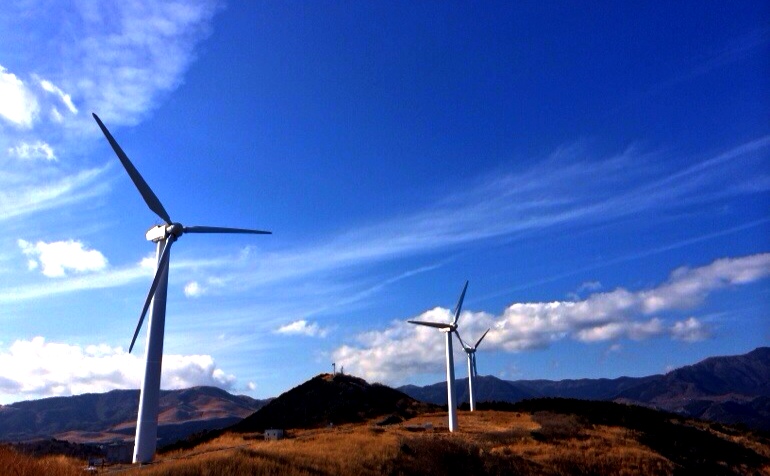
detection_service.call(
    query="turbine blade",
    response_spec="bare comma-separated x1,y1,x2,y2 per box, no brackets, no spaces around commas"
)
474,328,490,349
183,225,271,235
454,329,470,350
129,238,174,353
407,320,451,329
473,355,478,377
92,113,172,224
451,280,469,326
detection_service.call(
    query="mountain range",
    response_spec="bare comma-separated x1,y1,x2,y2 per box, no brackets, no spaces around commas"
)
0,386,267,445
1,347,767,449
398,347,770,431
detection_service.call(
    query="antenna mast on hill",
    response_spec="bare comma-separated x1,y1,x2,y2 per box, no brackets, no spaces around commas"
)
332,362,336,375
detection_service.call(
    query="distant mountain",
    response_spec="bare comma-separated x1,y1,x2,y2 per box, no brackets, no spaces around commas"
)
616,347,770,406
231,373,436,433
400,375,535,405
399,347,770,431
398,374,657,406
514,375,661,400
0,386,267,445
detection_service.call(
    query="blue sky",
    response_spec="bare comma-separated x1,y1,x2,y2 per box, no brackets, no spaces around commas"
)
0,1,768,404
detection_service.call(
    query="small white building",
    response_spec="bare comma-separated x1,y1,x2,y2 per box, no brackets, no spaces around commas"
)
264,429,285,441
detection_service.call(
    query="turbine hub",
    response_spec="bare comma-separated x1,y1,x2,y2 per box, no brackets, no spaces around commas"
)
167,223,184,238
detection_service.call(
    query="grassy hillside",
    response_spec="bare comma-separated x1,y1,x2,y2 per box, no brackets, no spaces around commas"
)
0,445,82,476
73,399,770,475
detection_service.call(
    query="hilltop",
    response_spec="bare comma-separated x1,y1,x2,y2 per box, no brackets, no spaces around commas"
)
231,373,435,433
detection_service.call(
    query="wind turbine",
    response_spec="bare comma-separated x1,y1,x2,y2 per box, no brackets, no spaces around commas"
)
408,280,468,432
455,328,489,412
92,113,270,464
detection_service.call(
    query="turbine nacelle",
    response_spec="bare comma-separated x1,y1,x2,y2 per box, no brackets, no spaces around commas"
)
145,224,182,242
455,328,490,355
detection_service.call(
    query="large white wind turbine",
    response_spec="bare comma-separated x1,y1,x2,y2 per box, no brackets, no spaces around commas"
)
408,280,468,432
455,328,489,412
92,113,270,464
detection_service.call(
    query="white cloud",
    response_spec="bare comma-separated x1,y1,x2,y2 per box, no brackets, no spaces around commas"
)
670,317,712,342
0,337,236,403
38,78,78,114
140,254,159,269
8,141,56,161
71,1,221,127
639,254,770,313
184,281,205,297
332,253,769,384
18,239,108,278
0,65,39,127
0,251,232,305
276,319,329,338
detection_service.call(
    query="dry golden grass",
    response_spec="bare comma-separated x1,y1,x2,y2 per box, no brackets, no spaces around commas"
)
10,410,770,475
0,445,83,476
111,411,683,475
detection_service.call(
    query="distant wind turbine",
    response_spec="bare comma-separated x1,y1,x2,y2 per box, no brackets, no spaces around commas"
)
92,113,271,464
408,280,468,432
455,328,489,412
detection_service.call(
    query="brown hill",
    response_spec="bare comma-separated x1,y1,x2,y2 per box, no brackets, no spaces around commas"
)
231,373,435,433
0,386,267,445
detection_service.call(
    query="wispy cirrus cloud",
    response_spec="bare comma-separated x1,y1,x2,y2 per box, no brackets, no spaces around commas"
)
332,253,770,384
0,165,110,223
217,137,770,293
7,141,56,161
2,136,766,324
37,77,78,116
0,1,222,231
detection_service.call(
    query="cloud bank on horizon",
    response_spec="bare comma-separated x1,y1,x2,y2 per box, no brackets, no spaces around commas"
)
333,252,770,384
0,336,239,403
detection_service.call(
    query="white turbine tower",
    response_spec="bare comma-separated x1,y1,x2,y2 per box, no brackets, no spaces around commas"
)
92,113,271,464
408,280,468,432
455,328,489,412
